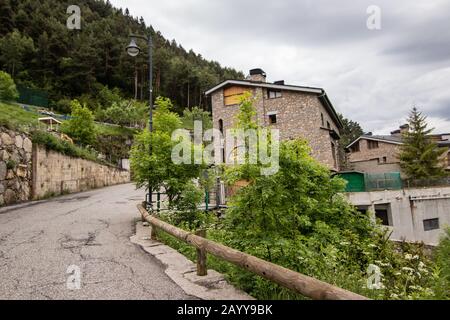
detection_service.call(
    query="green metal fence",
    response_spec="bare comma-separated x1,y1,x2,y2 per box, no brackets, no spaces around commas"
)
338,172,403,192
364,172,403,191
17,85,48,107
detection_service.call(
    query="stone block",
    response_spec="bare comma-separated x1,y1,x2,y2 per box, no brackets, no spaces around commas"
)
3,189,16,205
15,135,23,149
23,138,32,153
0,132,14,145
0,161,6,180
0,150,10,161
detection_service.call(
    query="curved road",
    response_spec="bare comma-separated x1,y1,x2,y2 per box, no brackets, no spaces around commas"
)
0,183,193,300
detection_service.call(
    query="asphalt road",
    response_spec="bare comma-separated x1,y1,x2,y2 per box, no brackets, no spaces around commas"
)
0,183,193,300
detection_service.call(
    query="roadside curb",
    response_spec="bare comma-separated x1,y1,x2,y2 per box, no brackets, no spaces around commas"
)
130,221,254,301
0,199,47,214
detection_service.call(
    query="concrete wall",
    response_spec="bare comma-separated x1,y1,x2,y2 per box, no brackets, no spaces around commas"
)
211,88,340,171
346,187,450,246
32,144,130,200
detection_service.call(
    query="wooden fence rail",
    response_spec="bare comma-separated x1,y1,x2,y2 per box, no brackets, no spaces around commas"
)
137,204,369,301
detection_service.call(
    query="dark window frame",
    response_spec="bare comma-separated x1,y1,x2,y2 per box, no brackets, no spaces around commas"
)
368,140,379,150
218,119,224,134
267,89,282,99
351,141,361,153
423,218,440,231
375,204,392,226
268,113,277,125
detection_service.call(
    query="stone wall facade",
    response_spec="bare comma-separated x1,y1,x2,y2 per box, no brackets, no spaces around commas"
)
0,126,130,207
348,138,403,176
211,88,341,171
32,145,130,200
0,128,33,206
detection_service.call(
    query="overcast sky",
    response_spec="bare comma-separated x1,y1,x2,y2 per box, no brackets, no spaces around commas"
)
110,0,450,134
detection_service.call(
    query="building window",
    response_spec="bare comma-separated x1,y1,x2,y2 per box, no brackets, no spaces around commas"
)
378,156,387,164
351,141,360,153
267,89,282,99
218,119,224,134
331,142,337,168
375,204,392,226
321,113,324,127
368,140,379,149
224,86,249,106
268,113,277,125
327,121,331,129
423,218,440,231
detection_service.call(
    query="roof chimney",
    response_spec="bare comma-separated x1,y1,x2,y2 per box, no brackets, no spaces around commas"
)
248,68,267,82
400,124,410,134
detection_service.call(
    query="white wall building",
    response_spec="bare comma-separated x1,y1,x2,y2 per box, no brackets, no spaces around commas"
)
346,187,450,246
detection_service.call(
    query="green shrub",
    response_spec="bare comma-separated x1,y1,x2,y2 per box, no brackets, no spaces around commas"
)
0,71,19,101
152,94,445,300
53,98,72,114
61,100,97,146
431,229,450,299
31,130,100,163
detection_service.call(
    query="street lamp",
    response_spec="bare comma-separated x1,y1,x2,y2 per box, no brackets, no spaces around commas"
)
126,34,153,210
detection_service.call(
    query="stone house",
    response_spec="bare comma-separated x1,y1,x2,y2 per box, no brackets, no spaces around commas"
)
205,69,343,171
346,125,450,177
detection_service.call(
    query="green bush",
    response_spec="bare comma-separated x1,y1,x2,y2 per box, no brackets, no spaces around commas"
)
31,130,100,163
0,71,19,101
61,100,97,146
53,98,72,114
431,229,450,299
152,94,445,300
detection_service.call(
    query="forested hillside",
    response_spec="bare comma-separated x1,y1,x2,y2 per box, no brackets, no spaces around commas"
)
0,0,244,113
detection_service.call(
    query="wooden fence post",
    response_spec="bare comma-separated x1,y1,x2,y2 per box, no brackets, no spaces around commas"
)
149,226,156,240
196,229,207,276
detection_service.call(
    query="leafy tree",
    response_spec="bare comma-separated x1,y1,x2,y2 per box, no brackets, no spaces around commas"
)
0,71,19,101
338,114,364,170
105,102,129,126
61,100,96,146
399,108,448,179
0,0,244,111
181,106,213,130
130,96,204,206
0,30,34,78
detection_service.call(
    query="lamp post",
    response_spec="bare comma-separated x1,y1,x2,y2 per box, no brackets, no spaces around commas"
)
126,34,153,209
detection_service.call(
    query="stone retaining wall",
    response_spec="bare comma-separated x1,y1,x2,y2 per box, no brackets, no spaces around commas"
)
32,144,130,199
0,128,33,206
0,126,130,206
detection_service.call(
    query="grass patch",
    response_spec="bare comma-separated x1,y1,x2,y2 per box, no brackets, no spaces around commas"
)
95,123,138,137
0,101,39,130
31,130,112,165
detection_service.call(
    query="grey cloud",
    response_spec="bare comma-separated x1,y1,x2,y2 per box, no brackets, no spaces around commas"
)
112,0,450,133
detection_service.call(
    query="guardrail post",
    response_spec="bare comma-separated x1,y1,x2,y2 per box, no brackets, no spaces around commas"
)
195,229,207,276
